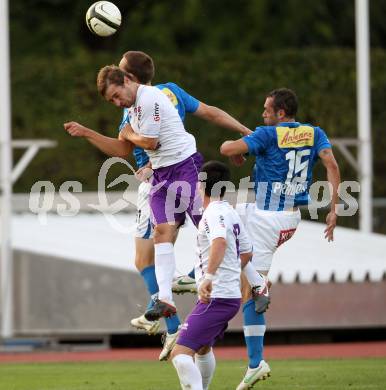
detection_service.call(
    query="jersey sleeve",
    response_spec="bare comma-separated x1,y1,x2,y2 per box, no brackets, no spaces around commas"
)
242,127,271,156
118,108,129,132
238,221,253,254
315,127,331,154
168,82,200,113
205,210,227,243
137,89,162,138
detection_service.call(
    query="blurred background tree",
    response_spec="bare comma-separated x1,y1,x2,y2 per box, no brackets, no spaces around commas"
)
9,0,386,232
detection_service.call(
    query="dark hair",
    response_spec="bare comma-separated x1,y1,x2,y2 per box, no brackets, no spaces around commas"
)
267,88,298,118
200,160,231,198
121,51,155,84
97,65,126,97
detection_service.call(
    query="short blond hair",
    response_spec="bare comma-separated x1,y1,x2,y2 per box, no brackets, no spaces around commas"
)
97,65,126,97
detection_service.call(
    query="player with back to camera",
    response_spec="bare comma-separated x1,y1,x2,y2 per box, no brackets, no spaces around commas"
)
220,88,341,389
64,51,251,361
170,160,253,390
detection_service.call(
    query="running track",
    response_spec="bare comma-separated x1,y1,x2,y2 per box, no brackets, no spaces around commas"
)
1,342,386,364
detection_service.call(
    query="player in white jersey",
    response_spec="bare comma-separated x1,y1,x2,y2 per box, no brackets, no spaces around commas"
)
171,161,253,390
122,84,197,169
96,65,206,323
64,53,252,361
221,88,340,389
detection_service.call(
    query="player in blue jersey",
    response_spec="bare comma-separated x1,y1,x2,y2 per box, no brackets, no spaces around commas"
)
64,51,251,361
220,88,340,389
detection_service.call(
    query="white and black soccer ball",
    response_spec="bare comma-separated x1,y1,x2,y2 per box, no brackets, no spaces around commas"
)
86,1,121,37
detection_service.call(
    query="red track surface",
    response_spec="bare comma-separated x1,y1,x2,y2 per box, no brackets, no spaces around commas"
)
1,342,386,364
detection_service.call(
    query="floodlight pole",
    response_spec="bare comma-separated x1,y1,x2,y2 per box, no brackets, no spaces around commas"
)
355,0,373,232
0,0,13,338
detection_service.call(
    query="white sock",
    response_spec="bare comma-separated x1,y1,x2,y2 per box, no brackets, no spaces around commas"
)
195,349,216,390
154,242,175,303
243,262,265,287
172,354,203,390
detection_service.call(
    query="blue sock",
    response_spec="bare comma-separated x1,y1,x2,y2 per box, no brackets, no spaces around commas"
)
243,299,266,368
140,265,181,333
165,314,180,335
140,265,159,310
188,268,195,279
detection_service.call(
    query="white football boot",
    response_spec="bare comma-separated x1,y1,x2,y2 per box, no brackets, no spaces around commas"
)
159,329,180,361
130,314,160,335
236,360,271,390
172,275,197,294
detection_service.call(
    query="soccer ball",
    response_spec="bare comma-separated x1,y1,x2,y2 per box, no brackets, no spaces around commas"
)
85,1,121,37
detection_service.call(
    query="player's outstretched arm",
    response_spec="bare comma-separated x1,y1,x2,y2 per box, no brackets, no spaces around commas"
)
319,148,341,242
220,139,249,166
194,103,252,136
64,121,134,158
220,139,249,156
120,124,158,150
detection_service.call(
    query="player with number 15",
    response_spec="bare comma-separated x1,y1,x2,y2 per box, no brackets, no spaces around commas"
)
220,88,341,389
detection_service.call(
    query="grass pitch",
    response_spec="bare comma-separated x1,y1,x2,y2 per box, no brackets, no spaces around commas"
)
1,358,385,390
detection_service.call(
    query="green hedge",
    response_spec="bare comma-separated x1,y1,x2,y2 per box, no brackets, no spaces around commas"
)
11,48,385,185
11,48,386,231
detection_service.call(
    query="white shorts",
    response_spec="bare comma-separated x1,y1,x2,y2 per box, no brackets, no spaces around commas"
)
236,203,301,272
135,181,153,239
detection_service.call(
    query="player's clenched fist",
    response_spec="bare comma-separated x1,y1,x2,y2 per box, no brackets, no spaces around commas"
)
63,121,90,137
198,279,212,304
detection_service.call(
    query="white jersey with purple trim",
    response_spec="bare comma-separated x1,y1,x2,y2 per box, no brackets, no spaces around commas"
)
195,200,252,299
127,85,196,169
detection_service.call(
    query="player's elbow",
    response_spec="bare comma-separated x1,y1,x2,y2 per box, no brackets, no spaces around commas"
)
220,141,235,156
195,103,218,122
116,142,133,158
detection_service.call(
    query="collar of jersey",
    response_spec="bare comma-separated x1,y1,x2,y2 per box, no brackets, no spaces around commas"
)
277,121,300,127
134,84,145,107
207,200,228,207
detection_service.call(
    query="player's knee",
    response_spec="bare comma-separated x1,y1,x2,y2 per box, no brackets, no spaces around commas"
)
196,345,211,355
153,224,175,243
170,346,181,361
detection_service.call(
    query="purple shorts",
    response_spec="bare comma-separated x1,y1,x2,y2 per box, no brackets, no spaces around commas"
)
177,298,241,352
150,152,204,227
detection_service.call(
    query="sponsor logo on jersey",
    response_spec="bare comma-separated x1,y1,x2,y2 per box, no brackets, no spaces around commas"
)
153,102,160,122
161,88,178,107
204,219,210,234
277,228,297,247
277,126,314,148
272,181,307,195
134,106,142,122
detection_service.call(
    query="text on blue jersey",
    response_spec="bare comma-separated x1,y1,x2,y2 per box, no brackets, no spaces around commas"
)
242,122,331,210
